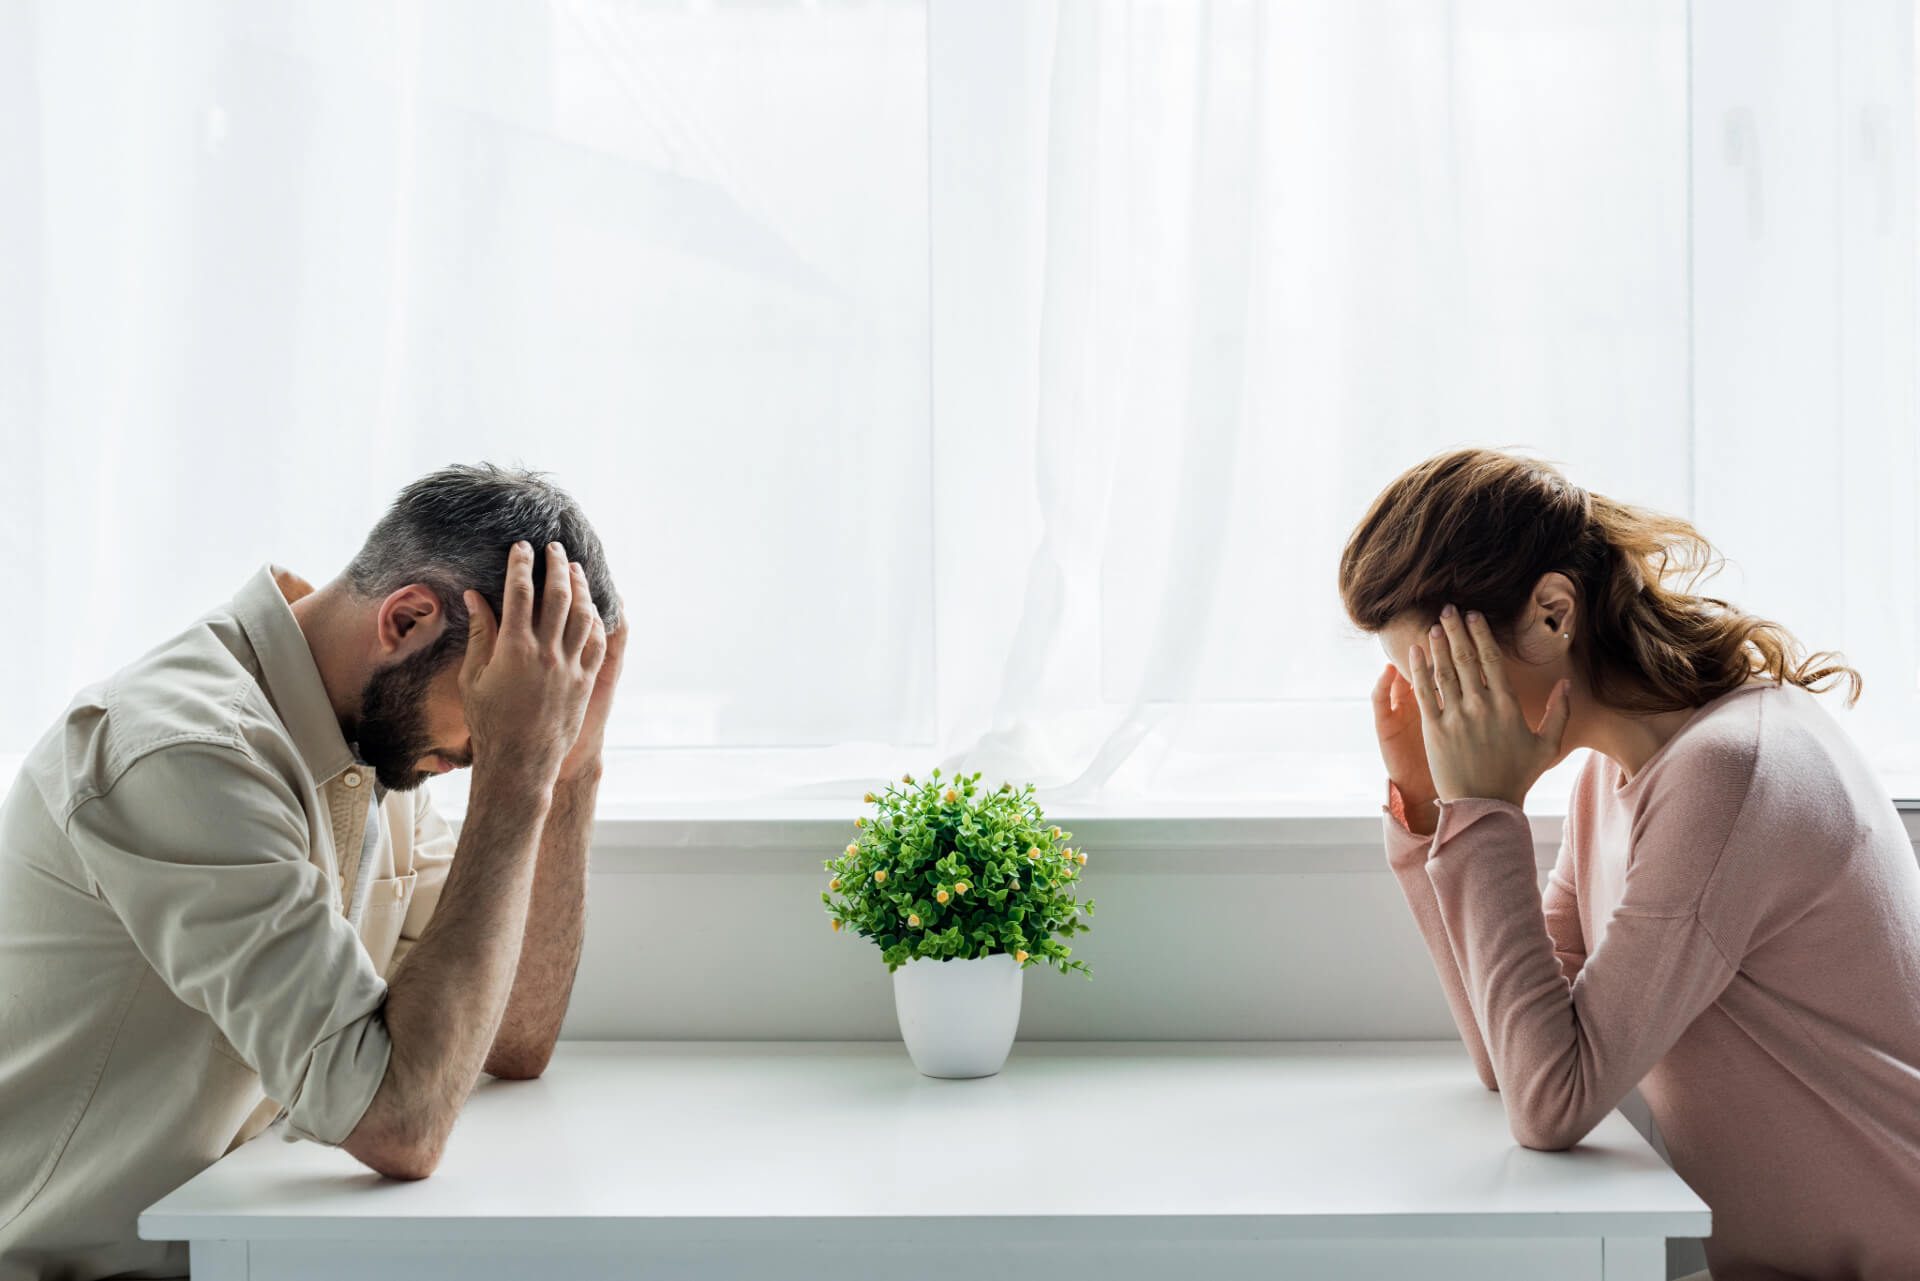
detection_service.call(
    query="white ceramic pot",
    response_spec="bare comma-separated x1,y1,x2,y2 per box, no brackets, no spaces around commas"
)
891,952,1024,1079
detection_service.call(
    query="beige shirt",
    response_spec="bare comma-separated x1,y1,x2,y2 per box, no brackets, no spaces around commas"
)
0,567,456,1281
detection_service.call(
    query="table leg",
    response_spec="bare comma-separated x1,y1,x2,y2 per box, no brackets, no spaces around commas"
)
1602,1237,1664,1280
190,1239,249,1280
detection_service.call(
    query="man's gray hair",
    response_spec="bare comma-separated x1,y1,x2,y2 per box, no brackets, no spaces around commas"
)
345,463,620,646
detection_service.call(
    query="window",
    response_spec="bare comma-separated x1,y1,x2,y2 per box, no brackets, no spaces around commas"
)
4,0,1916,811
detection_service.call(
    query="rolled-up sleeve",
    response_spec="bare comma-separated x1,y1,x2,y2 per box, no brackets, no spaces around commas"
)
66,742,391,1145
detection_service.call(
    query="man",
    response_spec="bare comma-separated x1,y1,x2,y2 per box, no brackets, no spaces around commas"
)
0,464,625,1280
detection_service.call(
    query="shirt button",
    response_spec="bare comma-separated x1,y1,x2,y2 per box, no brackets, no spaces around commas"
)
343,771,362,788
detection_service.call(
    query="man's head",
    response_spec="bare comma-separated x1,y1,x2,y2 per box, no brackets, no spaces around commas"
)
339,464,619,791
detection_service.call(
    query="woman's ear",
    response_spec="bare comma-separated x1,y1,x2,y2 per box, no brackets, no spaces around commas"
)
1513,571,1579,666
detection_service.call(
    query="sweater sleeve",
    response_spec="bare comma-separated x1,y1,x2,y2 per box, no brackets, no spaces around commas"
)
1382,782,1498,1091
1542,834,1587,986
1425,768,1751,1150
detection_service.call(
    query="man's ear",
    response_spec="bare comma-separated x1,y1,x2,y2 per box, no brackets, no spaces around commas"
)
376,584,445,657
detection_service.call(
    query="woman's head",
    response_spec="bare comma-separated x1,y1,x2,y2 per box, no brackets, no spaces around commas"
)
1338,448,1858,719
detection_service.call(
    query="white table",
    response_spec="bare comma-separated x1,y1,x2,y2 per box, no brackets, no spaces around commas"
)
142,1041,1708,1281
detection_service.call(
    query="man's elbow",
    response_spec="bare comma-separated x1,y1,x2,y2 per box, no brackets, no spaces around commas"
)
485,1031,557,1081
486,1047,553,1081
345,1129,445,1183
371,1143,443,1182
345,1127,446,1181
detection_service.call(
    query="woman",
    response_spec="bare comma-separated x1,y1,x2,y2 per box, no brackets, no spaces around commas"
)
1338,449,1920,1280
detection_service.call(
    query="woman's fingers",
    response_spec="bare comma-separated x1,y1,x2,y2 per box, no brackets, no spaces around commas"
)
1406,643,1440,718
1371,664,1398,717
1374,668,1405,725
1437,606,1485,698
1427,621,1462,709
1462,610,1515,699
1389,664,1416,714
1535,678,1574,752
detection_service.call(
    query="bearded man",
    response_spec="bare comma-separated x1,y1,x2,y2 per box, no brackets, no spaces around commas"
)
0,464,625,1281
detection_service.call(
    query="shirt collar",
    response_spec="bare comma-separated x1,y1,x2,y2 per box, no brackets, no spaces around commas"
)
230,564,358,787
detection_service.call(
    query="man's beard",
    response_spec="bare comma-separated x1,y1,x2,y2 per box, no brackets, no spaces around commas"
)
353,631,460,793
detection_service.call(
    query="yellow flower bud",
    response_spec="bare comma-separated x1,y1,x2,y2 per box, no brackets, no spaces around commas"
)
1076,851,1087,866
831,919,842,932
902,773,914,784
937,890,950,904
955,881,969,894
1014,949,1030,963
1027,846,1040,860
854,816,866,828
844,843,858,857
829,878,841,891
908,914,921,927
1051,826,1061,839
874,870,888,884
943,788,958,804
864,792,876,804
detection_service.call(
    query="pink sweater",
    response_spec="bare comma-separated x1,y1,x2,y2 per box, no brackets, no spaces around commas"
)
1385,682,1920,1280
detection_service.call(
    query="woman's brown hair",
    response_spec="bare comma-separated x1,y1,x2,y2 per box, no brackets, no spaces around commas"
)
1338,448,1860,712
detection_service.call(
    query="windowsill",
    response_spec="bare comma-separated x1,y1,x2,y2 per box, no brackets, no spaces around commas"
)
438,798,1544,872
573,800,1524,844
435,799,1920,876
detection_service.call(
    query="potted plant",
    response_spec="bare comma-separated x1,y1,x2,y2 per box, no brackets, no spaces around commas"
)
822,769,1094,1078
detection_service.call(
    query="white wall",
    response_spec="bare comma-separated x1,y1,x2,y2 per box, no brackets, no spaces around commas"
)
554,814,1920,1042
561,846,1457,1042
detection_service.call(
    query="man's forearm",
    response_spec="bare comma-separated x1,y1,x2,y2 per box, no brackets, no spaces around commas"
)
344,769,551,1178
485,764,599,1078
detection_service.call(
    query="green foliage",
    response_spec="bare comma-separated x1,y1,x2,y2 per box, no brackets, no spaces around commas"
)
821,770,1095,977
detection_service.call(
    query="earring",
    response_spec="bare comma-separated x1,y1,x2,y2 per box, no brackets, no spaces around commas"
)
1562,633,1571,641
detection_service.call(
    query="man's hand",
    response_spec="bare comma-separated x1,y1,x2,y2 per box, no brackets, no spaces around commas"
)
461,542,607,790
556,612,626,786
478,566,618,1079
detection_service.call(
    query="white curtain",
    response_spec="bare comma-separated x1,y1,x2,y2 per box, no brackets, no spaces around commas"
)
931,0,1694,808
1,0,936,804
4,0,1915,809
928,0,1917,808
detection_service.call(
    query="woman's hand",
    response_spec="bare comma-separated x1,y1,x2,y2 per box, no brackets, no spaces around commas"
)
1407,606,1571,809
1372,662,1437,812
